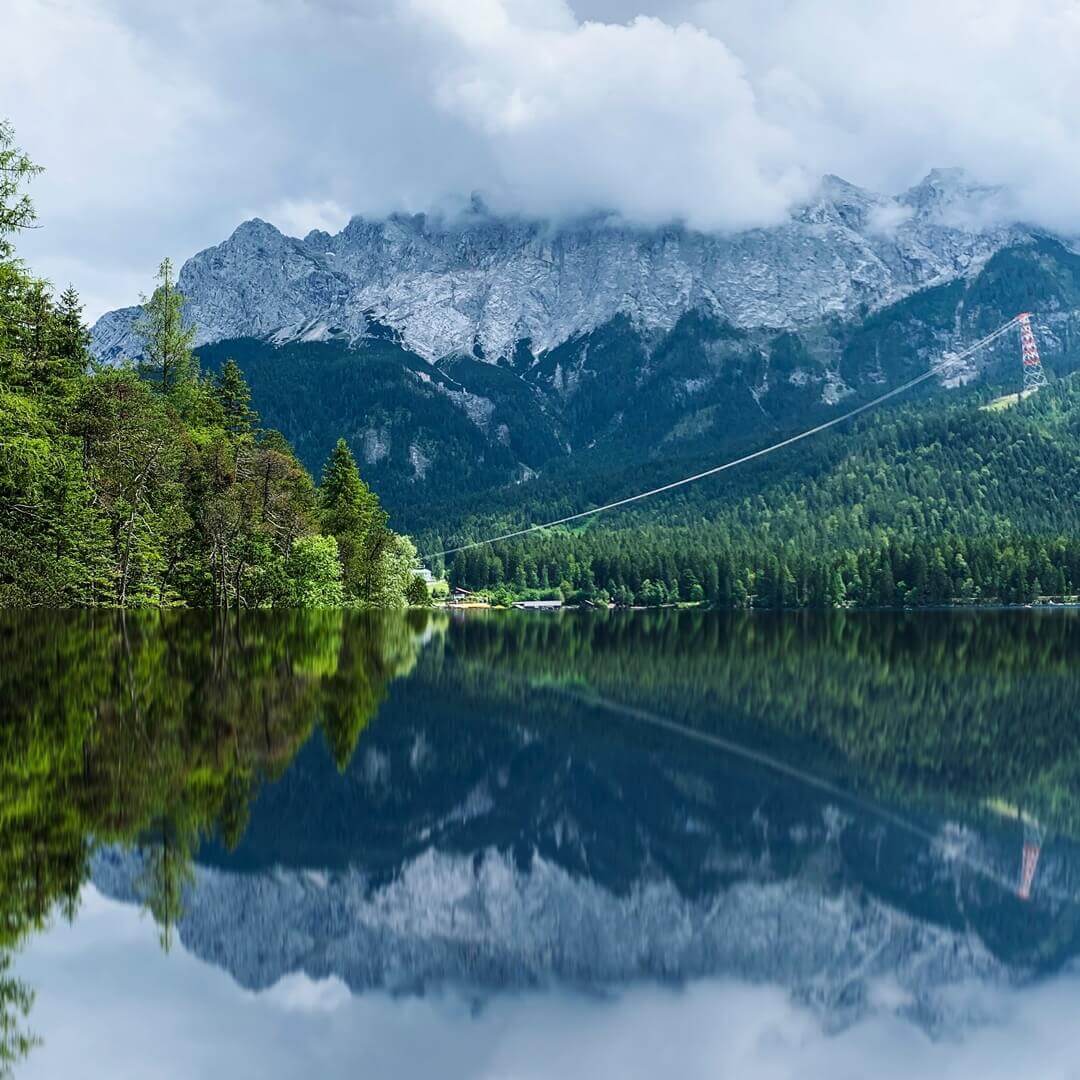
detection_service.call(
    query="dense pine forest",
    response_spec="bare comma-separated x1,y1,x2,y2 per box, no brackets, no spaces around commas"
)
427,378,1080,607
0,123,427,609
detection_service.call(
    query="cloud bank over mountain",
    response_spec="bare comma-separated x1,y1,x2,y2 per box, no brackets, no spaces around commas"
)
6,0,1080,317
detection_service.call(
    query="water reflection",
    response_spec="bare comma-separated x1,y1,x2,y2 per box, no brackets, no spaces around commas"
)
3,609,1080,1073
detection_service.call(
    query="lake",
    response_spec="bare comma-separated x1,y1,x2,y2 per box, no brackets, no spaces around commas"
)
3,608,1080,1078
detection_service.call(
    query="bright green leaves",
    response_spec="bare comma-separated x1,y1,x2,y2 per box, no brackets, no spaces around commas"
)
284,534,346,608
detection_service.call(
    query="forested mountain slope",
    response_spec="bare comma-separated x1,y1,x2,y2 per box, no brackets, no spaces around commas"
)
82,158,1080,610
430,377,1080,607
188,236,1080,529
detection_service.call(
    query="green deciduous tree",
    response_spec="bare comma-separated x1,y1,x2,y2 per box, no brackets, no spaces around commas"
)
285,534,346,607
406,573,431,607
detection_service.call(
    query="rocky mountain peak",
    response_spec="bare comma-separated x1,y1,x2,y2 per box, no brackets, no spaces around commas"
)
899,168,1012,228
90,172,1033,366
797,174,884,229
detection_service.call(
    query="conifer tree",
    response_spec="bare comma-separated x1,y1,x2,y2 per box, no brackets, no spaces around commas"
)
135,258,195,393
0,120,41,259
214,358,257,435
318,438,388,600
52,286,90,378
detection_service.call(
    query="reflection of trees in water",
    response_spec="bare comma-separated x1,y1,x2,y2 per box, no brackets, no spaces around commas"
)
138,821,196,954
1,608,1078,1067
436,609,1080,837
395,611,1080,979
0,962,35,1080
0,608,436,1072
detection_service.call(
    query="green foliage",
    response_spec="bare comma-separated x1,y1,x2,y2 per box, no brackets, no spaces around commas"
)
0,120,41,261
440,378,1080,609
367,533,422,608
284,535,345,607
0,121,418,611
134,258,196,395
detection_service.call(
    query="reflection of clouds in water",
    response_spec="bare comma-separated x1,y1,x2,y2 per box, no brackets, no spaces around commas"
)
264,972,351,1014
362,747,391,792
15,887,1080,1080
409,732,434,773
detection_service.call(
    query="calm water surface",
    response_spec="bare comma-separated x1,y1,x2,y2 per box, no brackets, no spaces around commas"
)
3,609,1080,1078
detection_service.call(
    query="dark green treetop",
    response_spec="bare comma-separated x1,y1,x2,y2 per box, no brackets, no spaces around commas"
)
214,357,258,435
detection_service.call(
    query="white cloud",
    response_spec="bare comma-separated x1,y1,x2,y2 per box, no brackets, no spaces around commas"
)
264,972,352,1013
866,203,914,239
263,199,353,239
686,0,1080,232
409,2,810,229
14,887,1080,1080
5,0,1080,319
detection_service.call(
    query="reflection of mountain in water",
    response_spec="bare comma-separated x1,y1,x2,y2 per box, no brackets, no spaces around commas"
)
91,636,1080,1032
94,845,1006,1035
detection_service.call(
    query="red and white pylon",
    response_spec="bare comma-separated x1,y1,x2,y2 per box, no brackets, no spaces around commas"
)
1018,313,1048,392
1017,816,1044,902
1018,842,1041,901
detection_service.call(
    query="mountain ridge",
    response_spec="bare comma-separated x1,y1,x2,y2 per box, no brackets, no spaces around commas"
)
90,169,1036,367
87,174,1080,532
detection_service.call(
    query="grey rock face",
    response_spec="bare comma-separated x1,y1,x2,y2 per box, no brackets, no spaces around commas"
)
91,838,1008,1035
90,173,1032,364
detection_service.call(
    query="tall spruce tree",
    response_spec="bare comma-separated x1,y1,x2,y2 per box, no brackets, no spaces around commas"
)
52,286,90,379
318,438,388,601
214,358,257,435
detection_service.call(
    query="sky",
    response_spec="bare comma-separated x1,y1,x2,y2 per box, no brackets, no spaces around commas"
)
6,0,1080,320
14,884,1080,1079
